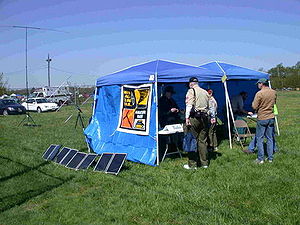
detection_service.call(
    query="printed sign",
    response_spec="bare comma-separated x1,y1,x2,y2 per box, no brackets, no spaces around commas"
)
117,84,152,135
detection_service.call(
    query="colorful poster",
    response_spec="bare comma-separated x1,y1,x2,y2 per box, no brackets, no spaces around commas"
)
117,84,152,135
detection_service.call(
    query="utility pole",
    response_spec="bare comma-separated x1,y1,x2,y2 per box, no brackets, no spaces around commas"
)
46,54,52,87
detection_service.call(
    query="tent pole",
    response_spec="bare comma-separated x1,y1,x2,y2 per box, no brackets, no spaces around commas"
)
224,81,232,149
224,83,239,138
92,85,98,116
224,82,242,148
217,62,232,148
155,61,160,165
268,81,280,136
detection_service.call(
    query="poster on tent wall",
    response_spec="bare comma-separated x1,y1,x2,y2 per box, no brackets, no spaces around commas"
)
117,84,152,135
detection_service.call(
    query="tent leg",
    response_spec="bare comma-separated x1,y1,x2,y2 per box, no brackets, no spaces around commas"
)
224,82,241,147
224,82,232,149
154,62,160,166
268,80,280,136
275,116,280,136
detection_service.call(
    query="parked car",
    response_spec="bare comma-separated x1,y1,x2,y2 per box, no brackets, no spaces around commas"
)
0,99,26,115
22,98,59,113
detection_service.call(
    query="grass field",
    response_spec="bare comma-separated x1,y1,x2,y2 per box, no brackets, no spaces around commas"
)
0,91,299,225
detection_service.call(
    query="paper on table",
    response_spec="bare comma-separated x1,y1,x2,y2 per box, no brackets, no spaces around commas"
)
158,124,184,135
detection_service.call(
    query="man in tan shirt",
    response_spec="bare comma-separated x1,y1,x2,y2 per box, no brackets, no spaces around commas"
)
184,77,215,169
252,78,277,164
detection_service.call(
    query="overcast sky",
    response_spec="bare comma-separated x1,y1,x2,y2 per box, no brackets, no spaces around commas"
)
1,0,300,88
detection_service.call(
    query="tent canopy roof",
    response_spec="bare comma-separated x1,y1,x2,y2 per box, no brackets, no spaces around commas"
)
200,61,269,80
96,60,270,87
96,60,223,86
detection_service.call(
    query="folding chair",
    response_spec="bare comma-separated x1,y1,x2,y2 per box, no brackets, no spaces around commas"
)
233,120,255,149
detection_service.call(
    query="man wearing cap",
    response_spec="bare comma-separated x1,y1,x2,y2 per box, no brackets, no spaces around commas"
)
158,86,180,128
252,78,277,164
184,77,215,169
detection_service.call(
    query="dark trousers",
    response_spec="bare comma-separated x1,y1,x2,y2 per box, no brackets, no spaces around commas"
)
208,122,217,148
188,116,208,167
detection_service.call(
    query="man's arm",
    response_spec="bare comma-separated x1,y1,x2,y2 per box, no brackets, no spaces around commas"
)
185,89,194,125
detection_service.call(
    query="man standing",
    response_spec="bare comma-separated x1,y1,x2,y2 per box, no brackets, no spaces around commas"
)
184,77,215,169
252,78,277,164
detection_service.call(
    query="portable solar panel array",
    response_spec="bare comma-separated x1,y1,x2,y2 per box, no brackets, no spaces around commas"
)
42,145,127,175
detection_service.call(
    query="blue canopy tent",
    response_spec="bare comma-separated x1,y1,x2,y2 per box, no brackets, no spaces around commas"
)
84,60,223,166
199,61,275,148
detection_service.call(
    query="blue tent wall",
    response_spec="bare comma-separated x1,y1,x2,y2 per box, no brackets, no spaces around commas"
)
84,85,158,166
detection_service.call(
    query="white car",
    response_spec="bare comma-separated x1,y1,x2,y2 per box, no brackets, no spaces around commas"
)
22,98,58,113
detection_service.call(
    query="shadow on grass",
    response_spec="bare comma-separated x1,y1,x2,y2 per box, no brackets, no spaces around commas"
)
0,156,75,213
0,156,65,183
0,176,74,213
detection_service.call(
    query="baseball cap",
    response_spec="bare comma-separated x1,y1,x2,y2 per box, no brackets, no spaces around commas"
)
189,77,199,83
256,78,268,84
164,86,176,94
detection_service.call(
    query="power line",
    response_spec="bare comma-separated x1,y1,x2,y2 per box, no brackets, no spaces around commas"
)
51,67,95,77
4,65,47,75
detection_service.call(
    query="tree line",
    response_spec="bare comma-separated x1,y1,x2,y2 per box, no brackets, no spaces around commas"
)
266,61,300,89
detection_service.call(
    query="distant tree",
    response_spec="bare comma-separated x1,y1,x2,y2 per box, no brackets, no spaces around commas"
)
294,61,300,69
269,61,300,89
0,73,8,96
30,87,36,94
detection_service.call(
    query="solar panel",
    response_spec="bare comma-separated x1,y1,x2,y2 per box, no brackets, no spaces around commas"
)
42,145,56,160
106,153,127,175
94,153,114,172
77,154,97,170
59,149,78,166
47,145,62,161
55,147,71,163
65,152,87,169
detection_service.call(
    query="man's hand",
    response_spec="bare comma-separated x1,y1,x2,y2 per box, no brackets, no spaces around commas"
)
210,118,216,124
248,112,253,116
186,118,191,126
171,108,179,113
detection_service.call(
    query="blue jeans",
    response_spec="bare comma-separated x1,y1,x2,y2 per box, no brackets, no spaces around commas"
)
255,118,275,161
248,129,278,152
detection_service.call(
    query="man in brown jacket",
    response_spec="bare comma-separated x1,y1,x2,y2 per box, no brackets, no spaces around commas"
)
252,78,277,164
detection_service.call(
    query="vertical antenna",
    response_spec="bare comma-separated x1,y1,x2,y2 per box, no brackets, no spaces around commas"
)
46,53,52,86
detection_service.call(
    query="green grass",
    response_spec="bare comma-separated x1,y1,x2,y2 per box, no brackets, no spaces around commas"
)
0,91,299,225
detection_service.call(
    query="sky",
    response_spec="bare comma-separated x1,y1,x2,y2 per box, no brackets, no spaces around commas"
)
0,0,300,88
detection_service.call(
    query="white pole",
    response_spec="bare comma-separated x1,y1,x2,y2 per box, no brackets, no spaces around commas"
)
155,60,160,165
268,81,280,136
92,84,98,116
224,82,239,137
224,81,232,149
216,62,232,149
